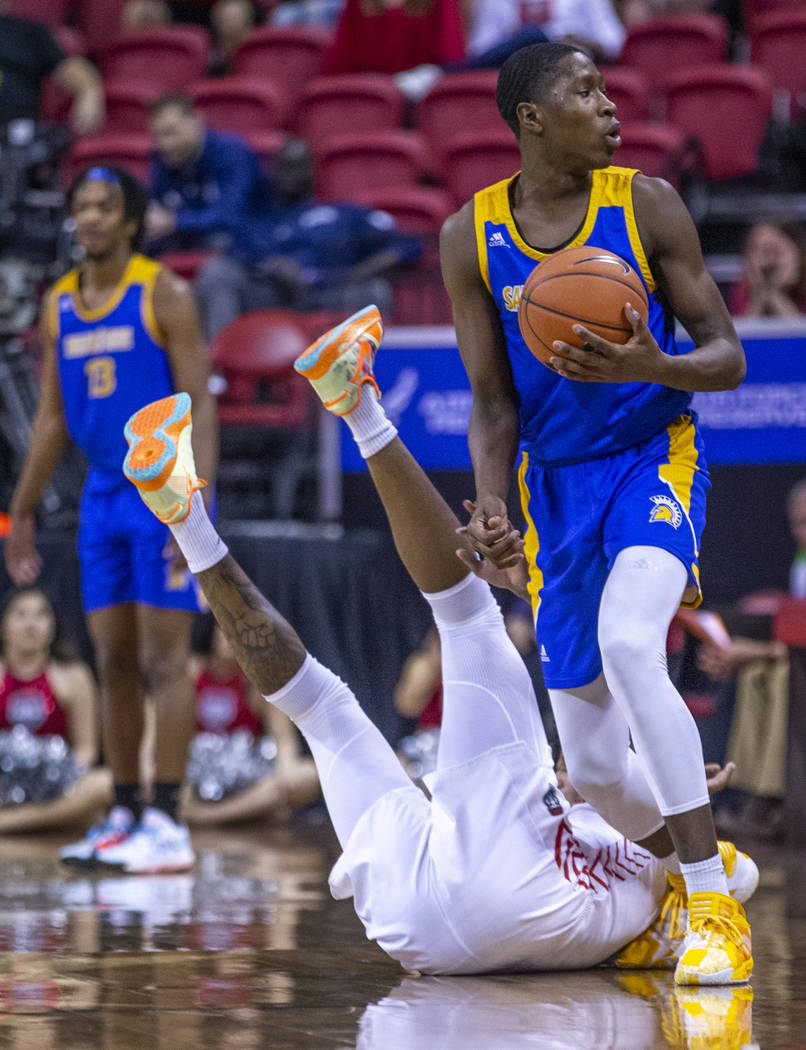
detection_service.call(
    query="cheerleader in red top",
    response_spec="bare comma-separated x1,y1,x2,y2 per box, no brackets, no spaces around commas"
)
0,588,112,833
181,624,320,826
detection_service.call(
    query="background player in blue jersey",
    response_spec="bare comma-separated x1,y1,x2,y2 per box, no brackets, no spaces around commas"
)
4,166,218,874
440,42,750,986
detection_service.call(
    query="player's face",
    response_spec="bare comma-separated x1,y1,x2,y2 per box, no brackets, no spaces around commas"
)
538,53,621,171
71,180,132,259
2,593,54,658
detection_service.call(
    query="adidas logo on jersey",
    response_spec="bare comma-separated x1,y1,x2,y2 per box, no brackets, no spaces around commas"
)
488,232,508,247
540,644,550,662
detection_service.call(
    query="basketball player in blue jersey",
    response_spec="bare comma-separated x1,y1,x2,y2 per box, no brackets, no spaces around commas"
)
4,166,218,874
440,42,750,986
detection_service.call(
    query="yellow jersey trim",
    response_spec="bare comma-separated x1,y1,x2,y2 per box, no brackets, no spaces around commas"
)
659,415,702,608
620,169,655,293
517,451,543,621
52,255,165,343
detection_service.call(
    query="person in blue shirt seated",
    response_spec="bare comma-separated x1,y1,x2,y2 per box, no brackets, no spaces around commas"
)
146,93,275,255
194,138,421,340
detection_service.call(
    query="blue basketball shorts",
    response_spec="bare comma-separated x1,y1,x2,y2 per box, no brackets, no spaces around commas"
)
77,470,203,614
518,414,710,690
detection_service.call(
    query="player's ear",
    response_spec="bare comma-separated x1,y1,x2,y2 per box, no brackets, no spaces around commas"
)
517,101,543,136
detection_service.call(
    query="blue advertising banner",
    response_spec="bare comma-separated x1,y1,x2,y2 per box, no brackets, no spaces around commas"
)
340,320,806,471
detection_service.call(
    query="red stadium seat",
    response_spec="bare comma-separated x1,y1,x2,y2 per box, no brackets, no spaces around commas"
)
6,0,69,27
101,28,210,92
602,67,650,123
231,27,331,117
41,28,87,125
314,130,429,200
660,64,772,179
619,15,728,92
158,251,217,281
103,80,161,133
75,0,130,56
212,310,321,518
439,128,521,207
614,122,690,187
750,9,806,119
416,71,500,157
296,75,405,146
240,128,287,170
190,77,283,133
63,132,152,185
349,186,453,236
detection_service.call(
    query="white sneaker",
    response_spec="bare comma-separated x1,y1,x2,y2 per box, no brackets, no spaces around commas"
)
60,806,135,868
96,807,195,874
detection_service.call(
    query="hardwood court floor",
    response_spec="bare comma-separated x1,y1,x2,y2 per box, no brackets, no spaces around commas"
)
0,817,800,1049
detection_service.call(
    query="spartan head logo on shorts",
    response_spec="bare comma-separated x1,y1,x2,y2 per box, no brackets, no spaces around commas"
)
649,494,682,529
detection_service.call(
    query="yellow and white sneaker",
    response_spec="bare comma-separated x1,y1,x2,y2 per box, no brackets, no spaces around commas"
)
293,305,383,415
667,985,755,1049
123,392,205,524
615,841,758,971
675,892,753,985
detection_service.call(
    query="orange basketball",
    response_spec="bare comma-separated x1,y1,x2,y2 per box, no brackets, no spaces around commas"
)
518,245,649,367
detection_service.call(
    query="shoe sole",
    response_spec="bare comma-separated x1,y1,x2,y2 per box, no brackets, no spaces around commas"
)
123,393,191,492
675,963,753,986
60,854,99,870
123,858,195,875
294,305,382,380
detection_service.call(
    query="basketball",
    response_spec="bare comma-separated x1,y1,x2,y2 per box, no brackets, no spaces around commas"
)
517,246,649,367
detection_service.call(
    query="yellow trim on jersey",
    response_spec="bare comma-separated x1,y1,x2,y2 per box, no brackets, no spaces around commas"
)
474,166,656,293
659,415,702,608
517,452,543,621
52,254,165,342
45,288,60,345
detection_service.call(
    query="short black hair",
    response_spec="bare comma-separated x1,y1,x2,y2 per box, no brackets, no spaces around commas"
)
149,92,196,119
67,165,148,250
496,42,584,135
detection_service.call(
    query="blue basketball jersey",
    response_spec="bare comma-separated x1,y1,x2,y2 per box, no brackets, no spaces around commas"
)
473,166,693,466
51,254,176,476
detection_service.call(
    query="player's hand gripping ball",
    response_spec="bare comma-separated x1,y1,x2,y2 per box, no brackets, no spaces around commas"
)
518,245,649,367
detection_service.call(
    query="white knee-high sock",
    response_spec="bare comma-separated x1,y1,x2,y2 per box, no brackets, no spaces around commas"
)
422,575,552,771
344,387,397,460
265,655,412,848
168,490,228,573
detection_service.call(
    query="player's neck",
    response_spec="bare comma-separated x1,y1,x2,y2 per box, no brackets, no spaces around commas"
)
80,244,133,297
515,162,592,206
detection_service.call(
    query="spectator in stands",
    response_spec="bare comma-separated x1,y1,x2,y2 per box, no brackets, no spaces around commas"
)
121,0,173,31
0,588,112,834
194,138,421,340
697,479,806,840
270,0,345,27
181,622,320,825
465,0,626,66
323,0,466,76
0,1,104,134
729,221,806,319
209,0,257,75
146,93,275,254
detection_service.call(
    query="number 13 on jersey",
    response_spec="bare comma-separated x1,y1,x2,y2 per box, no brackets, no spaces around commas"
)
84,356,117,398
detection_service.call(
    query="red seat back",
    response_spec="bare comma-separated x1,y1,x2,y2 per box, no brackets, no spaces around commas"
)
211,310,316,428
661,64,772,179
101,28,210,91
750,9,806,119
349,185,453,236
190,77,283,133
439,128,520,207
602,67,650,123
6,0,68,27
614,122,689,187
416,71,501,158
297,74,405,146
314,130,428,200
231,27,331,117
63,132,152,186
103,80,161,133
619,14,728,89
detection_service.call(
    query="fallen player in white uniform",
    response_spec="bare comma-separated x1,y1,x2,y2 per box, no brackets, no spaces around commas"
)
120,306,757,979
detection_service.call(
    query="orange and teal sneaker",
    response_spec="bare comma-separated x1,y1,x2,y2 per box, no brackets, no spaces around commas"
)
123,392,205,524
294,305,383,415
675,892,753,985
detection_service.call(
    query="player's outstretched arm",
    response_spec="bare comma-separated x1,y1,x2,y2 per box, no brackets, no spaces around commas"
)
6,291,69,585
440,205,523,567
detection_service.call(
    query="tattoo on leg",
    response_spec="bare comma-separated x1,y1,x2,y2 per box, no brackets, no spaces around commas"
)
196,555,306,695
